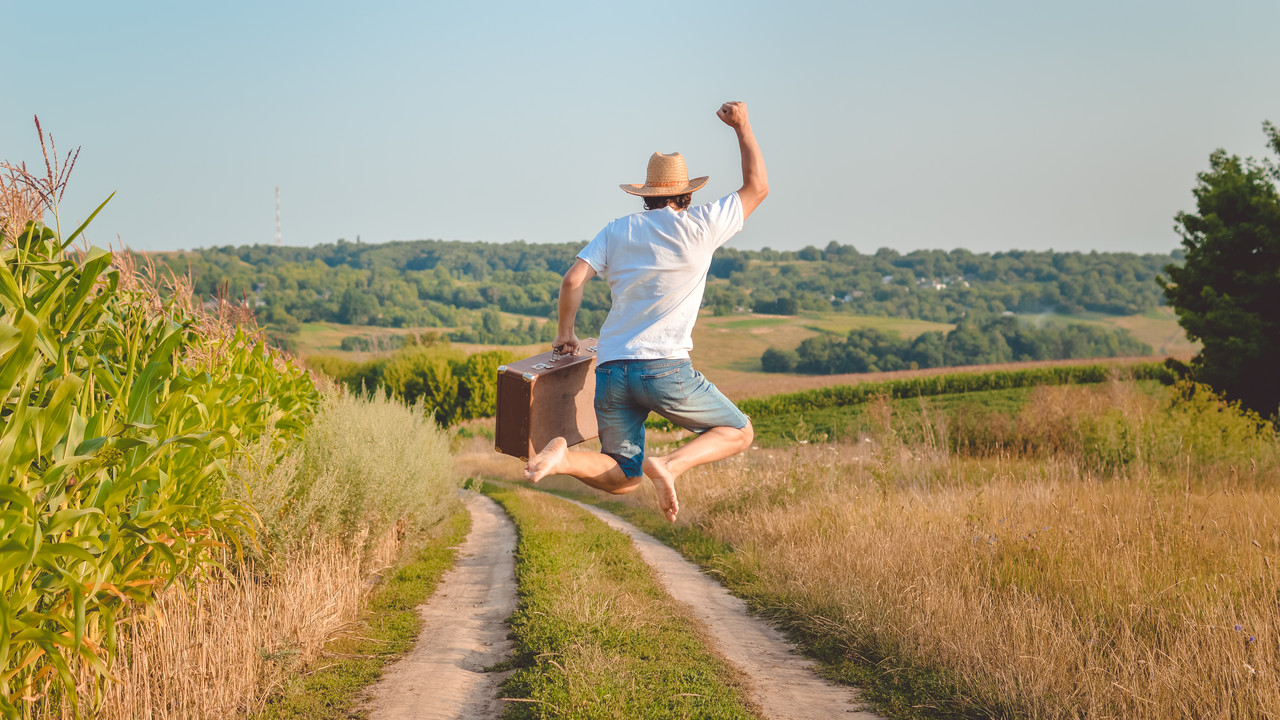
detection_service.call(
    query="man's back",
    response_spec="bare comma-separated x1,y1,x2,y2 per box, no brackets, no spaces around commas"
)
578,193,744,364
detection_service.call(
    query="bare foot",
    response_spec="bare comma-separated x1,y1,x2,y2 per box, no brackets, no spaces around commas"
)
525,437,568,483
642,456,680,522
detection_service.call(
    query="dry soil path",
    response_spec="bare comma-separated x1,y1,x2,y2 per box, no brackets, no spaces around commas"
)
564,498,885,720
366,493,517,720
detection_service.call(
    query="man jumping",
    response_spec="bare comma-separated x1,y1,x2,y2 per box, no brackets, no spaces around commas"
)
523,101,768,522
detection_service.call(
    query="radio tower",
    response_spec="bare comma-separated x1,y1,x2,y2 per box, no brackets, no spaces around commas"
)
275,186,282,245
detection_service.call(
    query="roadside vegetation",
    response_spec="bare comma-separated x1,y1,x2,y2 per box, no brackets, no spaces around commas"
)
539,376,1279,719
249,509,470,720
3,127,462,719
79,388,461,720
482,483,761,720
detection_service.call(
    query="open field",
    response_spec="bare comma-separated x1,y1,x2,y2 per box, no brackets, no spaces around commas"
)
690,309,1189,399
692,311,954,375
1018,306,1197,357
293,321,446,357
295,310,938,366
293,320,545,361
1105,307,1199,356
521,379,1280,719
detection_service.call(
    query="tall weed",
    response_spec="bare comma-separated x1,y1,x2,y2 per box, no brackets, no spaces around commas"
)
235,390,457,557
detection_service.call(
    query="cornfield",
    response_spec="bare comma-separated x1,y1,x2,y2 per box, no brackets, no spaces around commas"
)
2,128,318,717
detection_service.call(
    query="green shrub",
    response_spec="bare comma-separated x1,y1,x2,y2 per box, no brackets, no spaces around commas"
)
320,343,518,426
761,346,798,372
384,345,464,418
1137,382,1279,477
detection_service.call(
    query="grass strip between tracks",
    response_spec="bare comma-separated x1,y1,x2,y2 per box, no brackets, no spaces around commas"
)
251,507,472,720
482,482,761,720
549,489,1005,720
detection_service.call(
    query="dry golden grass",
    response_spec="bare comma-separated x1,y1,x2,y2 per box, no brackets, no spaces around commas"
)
537,383,1279,718
670,457,1277,717
1108,307,1200,357
76,533,398,720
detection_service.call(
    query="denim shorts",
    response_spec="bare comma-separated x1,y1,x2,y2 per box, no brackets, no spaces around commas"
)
594,358,750,478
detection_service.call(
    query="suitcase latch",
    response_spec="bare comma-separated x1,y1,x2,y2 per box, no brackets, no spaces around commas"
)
532,363,550,370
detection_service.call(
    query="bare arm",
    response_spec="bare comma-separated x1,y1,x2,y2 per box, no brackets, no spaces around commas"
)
717,101,768,219
554,258,597,354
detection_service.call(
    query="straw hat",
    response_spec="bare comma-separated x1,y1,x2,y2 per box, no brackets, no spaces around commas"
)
620,152,709,197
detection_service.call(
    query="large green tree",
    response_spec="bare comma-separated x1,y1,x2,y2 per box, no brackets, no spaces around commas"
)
1162,122,1280,417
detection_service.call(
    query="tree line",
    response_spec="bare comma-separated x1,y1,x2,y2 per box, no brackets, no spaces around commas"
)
146,240,1179,348
706,245,1177,321
763,316,1153,374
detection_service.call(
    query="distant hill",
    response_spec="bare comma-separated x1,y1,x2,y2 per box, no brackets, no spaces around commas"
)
145,239,1181,352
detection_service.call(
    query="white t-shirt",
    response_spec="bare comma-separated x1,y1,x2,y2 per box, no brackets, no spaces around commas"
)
577,192,744,364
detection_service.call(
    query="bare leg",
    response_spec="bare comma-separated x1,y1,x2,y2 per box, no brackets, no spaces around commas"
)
643,421,754,522
525,437,644,495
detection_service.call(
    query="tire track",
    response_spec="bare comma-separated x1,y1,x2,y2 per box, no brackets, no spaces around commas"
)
367,493,517,720
562,497,884,720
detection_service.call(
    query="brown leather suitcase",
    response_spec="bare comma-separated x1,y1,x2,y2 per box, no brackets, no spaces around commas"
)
494,340,600,460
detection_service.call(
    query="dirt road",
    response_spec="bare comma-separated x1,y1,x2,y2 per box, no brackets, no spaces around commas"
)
565,498,884,720
366,494,517,720
365,490,881,719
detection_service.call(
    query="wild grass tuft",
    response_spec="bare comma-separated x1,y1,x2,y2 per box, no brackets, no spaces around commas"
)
4,122,461,718
235,388,458,557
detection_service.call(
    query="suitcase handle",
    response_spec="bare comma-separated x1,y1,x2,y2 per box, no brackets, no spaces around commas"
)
549,345,598,362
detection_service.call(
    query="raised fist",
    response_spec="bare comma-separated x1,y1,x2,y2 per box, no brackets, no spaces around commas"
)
717,101,749,129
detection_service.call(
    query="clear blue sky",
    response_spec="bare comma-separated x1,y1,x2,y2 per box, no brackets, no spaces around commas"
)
4,1,1278,254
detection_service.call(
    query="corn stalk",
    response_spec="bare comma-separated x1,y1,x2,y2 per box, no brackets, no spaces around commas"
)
0,217,317,717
